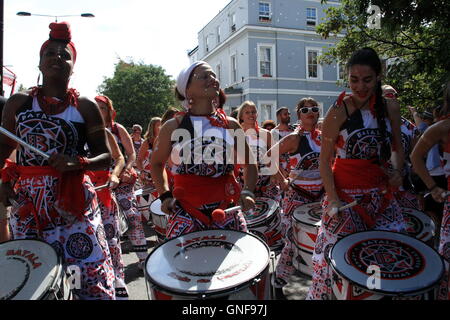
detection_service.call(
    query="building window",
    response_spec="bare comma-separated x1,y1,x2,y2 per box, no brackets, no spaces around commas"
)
230,13,236,32
231,55,237,83
258,101,276,123
216,63,222,83
337,61,345,80
306,48,322,79
216,26,221,43
306,8,317,26
259,2,271,22
205,36,210,53
258,45,274,77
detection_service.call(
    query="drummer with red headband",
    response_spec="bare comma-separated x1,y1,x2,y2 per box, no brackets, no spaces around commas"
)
307,48,406,300
0,22,116,299
95,95,148,270
150,61,258,238
411,81,450,300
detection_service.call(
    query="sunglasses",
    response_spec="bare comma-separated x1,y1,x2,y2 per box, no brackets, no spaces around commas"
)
299,107,319,114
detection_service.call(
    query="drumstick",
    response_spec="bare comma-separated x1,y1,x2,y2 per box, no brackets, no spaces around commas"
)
0,126,50,160
94,183,110,191
327,200,358,217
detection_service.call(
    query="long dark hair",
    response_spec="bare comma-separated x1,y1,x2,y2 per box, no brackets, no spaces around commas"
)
347,47,390,162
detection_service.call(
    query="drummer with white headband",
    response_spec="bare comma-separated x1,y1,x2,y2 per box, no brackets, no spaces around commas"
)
150,61,258,239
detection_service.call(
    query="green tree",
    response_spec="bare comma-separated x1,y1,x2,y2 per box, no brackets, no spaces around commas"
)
98,59,176,128
317,0,450,114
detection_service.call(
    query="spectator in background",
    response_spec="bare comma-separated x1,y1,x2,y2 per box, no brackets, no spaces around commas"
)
262,119,276,131
131,124,144,157
161,107,179,125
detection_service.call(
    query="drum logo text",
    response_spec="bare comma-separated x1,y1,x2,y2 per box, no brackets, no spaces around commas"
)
6,249,42,269
176,235,227,247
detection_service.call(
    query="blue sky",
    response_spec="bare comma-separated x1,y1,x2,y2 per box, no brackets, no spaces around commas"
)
4,0,231,98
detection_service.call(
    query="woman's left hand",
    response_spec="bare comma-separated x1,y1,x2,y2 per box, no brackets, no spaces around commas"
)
388,170,403,188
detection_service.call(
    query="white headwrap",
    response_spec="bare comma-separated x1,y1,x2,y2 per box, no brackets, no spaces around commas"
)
176,61,209,110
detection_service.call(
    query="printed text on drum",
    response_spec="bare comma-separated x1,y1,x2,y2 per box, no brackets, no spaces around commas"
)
182,304,268,317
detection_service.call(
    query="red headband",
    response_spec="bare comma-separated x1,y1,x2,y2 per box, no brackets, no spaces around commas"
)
40,22,77,63
95,95,116,123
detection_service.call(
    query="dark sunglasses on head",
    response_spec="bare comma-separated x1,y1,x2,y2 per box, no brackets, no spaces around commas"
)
299,107,319,114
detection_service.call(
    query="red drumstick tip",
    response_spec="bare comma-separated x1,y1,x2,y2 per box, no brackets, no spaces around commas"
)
212,209,226,223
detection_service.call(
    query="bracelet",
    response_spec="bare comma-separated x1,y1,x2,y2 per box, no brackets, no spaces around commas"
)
159,191,173,202
241,189,256,200
77,156,90,169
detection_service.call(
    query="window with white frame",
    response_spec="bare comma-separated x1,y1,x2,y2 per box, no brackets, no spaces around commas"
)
216,26,221,43
231,55,237,83
205,36,210,53
230,13,236,32
259,2,271,22
216,63,222,83
337,61,346,80
258,45,274,77
258,101,276,123
306,48,322,79
306,8,317,26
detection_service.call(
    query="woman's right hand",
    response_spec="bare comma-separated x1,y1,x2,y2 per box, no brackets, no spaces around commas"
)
161,197,175,215
430,186,447,203
108,174,120,189
325,198,342,218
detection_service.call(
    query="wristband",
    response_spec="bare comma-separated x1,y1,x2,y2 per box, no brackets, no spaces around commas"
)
77,156,90,169
159,191,173,202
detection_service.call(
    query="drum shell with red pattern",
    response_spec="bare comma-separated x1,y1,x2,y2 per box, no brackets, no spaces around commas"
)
149,198,168,243
290,230,314,276
292,202,322,253
245,197,283,252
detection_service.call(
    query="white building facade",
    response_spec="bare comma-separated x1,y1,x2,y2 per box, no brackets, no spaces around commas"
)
189,0,345,123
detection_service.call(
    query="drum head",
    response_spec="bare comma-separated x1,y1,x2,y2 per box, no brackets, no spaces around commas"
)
329,231,444,296
150,199,164,216
401,208,436,241
134,189,143,197
0,239,61,300
245,197,278,225
293,202,322,227
145,230,270,297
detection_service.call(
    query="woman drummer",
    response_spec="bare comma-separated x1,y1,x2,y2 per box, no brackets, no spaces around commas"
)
136,117,161,200
0,22,115,299
150,61,257,239
95,95,148,269
266,97,323,288
87,129,129,299
236,101,281,200
410,81,450,300
307,47,406,300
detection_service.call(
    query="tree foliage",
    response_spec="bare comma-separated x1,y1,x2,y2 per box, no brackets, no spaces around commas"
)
318,0,450,114
98,60,176,128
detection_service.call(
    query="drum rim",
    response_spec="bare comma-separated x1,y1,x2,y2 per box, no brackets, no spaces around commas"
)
0,239,64,300
144,229,271,297
401,207,436,239
292,202,322,227
149,198,166,216
245,197,279,225
328,230,445,296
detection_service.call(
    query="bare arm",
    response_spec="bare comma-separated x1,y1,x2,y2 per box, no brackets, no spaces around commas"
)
106,130,125,188
136,140,149,171
117,124,136,170
387,99,405,186
411,121,450,202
